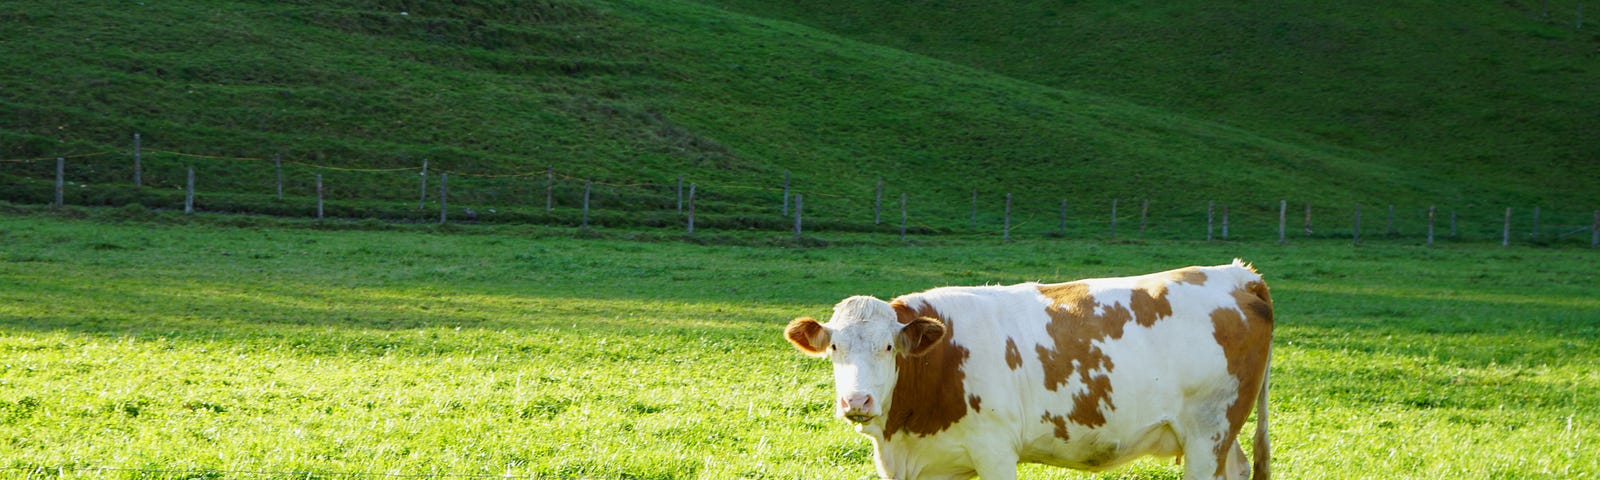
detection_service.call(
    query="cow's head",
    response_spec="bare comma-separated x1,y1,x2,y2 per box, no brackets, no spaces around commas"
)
784,296,947,424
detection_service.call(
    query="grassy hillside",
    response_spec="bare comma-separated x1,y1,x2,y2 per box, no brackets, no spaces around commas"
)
0,0,1593,237
695,0,1600,203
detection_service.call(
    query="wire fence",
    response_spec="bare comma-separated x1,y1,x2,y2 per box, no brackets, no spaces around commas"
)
2,134,1596,248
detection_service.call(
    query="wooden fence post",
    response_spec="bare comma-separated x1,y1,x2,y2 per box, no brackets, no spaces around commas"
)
900,192,908,241
1278,200,1286,245
1354,203,1362,245
782,170,791,217
687,183,696,235
1387,205,1396,237
275,154,284,201
316,174,324,220
1427,206,1435,246
53,157,64,208
1003,193,1012,242
184,166,195,215
1059,199,1068,236
547,166,555,213
1139,198,1149,237
1222,205,1230,240
1110,199,1119,239
439,173,448,224
132,133,142,188
794,194,803,239
970,189,978,231
582,180,591,228
1207,201,1215,241
1502,207,1511,247
875,177,883,225
1304,203,1312,236
418,159,429,210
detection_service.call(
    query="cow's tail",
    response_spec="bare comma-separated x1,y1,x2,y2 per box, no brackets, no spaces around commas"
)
1234,258,1272,480
1251,345,1271,480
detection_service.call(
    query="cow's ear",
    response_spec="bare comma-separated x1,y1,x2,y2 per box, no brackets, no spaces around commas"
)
784,317,830,357
896,317,947,356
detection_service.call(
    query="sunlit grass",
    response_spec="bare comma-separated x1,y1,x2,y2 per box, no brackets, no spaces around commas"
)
1,214,1596,479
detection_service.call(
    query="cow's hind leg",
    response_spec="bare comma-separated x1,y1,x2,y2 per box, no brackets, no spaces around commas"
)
1178,434,1249,480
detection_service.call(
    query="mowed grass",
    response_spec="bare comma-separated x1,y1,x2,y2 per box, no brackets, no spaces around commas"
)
0,212,1596,479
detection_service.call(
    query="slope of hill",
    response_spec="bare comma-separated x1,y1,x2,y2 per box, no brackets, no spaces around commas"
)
0,0,1591,237
694,0,1600,205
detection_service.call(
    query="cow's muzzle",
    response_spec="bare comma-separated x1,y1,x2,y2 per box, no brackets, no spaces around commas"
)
838,393,876,423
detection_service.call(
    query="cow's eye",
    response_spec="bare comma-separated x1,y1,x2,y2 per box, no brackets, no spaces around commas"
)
830,343,837,352
886,344,893,352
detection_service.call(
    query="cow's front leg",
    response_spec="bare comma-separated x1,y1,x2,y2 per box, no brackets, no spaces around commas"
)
966,446,1018,480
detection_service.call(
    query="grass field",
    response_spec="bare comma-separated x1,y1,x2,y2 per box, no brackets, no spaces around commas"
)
1,211,1597,479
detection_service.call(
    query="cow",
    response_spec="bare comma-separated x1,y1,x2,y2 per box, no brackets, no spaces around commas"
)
784,260,1273,480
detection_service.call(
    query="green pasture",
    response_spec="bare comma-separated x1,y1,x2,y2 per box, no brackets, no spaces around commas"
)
1,211,1596,479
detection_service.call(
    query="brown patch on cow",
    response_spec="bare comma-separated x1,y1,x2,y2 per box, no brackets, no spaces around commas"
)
1035,283,1123,429
1041,412,1071,441
1004,338,1023,370
882,300,973,442
968,394,983,413
1126,267,1205,327
1209,281,1274,477
1032,268,1200,430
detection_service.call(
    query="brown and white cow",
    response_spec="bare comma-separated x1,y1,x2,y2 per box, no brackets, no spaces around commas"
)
785,260,1273,480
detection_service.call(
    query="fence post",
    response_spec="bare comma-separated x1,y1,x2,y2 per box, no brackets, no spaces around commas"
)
1451,210,1458,238
1110,199,1119,239
676,174,683,215
1592,210,1598,249
1004,193,1012,242
1139,198,1149,237
1354,203,1362,245
582,180,591,228
545,166,554,213
1207,201,1215,241
1278,200,1286,245
1059,199,1068,236
782,170,791,217
53,157,64,208
1502,207,1511,247
184,166,195,215
794,194,803,239
1427,206,1435,246
439,173,448,224
875,177,883,225
1304,203,1312,236
1222,205,1230,240
418,159,429,210
316,174,324,220
900,192,908,241
1387,205,1396,237
970,189,978,231
687,183,696,236
275,154,284,201
133,133,142,188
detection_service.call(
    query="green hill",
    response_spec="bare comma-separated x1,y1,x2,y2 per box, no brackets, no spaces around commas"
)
697,0,1600,201
1,0,1593,239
